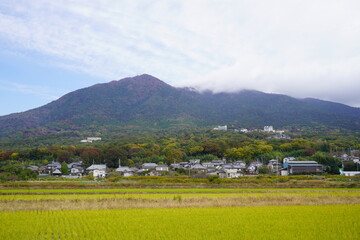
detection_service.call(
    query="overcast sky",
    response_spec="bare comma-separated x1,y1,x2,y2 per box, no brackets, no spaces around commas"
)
1,0,360,116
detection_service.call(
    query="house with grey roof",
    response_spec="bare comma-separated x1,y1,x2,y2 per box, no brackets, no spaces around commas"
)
191,163,206,171
221,164,244,178
86,164,107,178
286,161,323,174
116,166,139,176
189,159,201,165
141,163,158,171
52,169,62,176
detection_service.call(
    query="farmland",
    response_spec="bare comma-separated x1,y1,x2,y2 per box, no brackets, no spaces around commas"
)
0,187,359,239
1,205,359,239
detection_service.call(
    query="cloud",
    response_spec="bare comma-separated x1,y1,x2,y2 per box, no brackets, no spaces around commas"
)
0,0,360,107
0,80,60,100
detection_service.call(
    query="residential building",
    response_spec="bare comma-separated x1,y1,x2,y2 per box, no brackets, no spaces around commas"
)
86,164,107,178
286,161,323,174
141,163,158,171
213,125,227,131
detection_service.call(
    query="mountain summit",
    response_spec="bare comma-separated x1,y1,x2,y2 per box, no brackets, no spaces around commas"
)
0,74,359,137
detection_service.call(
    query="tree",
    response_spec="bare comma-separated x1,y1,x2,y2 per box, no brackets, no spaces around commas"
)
165,149,185,163
102,147,128,168
189,146,204,155
61,162,69,175
258,166,269,174
202,142,222,157
128,159,135,168
80,148,101,167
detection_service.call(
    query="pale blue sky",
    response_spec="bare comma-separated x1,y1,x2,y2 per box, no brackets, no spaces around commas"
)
1,0,360,116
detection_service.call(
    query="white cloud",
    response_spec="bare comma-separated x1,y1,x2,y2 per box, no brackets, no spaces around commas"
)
0,0,360,107
0,80,60,100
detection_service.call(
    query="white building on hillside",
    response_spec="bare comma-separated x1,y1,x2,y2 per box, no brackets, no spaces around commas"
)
214,125,227,131
263,126,274,132
80,137,102,143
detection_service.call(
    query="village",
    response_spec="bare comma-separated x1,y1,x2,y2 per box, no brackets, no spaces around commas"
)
28,152,360,179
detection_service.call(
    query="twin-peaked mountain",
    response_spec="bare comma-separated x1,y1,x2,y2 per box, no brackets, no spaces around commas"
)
0,74,359,137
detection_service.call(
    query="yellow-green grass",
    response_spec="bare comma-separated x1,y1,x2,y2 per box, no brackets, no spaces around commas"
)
0,191,359,201
1,187,359,194
0,205,359,240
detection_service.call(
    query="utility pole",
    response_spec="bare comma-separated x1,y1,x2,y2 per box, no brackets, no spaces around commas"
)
118,158,121,168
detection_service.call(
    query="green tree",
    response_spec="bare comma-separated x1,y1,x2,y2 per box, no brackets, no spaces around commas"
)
102,147,128,168
61,162,69,175
189,146,204,155
166,149,185,163
202,142,222,157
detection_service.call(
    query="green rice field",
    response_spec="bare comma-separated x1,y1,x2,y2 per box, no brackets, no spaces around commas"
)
1,205,359,240
1,188,359,239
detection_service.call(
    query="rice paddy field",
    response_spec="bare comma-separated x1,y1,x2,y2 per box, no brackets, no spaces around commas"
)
1,188,359,239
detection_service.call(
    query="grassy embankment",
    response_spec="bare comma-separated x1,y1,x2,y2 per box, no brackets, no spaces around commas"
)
1,175,360,189
0,188,359,211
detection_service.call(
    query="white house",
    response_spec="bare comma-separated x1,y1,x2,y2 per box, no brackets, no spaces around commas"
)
70,167,83,176
80,137,102,143
340,171,360,176
264,126,274,132
155,164,169,172
86,164,107,178
213,125,227,131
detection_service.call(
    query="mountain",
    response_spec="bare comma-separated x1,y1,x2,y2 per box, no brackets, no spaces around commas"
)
0,74,359,138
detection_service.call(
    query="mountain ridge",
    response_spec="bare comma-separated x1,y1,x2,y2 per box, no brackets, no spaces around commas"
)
0,74,359,137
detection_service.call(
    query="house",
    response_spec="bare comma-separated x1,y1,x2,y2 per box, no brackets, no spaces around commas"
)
340,171,360,176
68,162,82,169
155,164,169,172
52,169,62,176
222,164,243,178
80,137,102,143
189,159,201,165
170,163,181,170
247,161,263,172
202,162,216,169
233,161,246,168
68,162,84,176
86,164,107,178
268,134,291,140
179,162,190,168
213,125,227,131
205,166,217,173
283,157,296,168
263,126,274,132
116,166,131,173
191,163,206,171
268,159,281,173
209,160,226,168
70,167,83,176
41,162,61,175
217,170,227,178
286,161,323,174
116,167,138,176
141,163,158,171
240,128,248,133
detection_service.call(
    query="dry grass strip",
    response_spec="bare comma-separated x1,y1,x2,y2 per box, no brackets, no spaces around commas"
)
1,195,359,211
